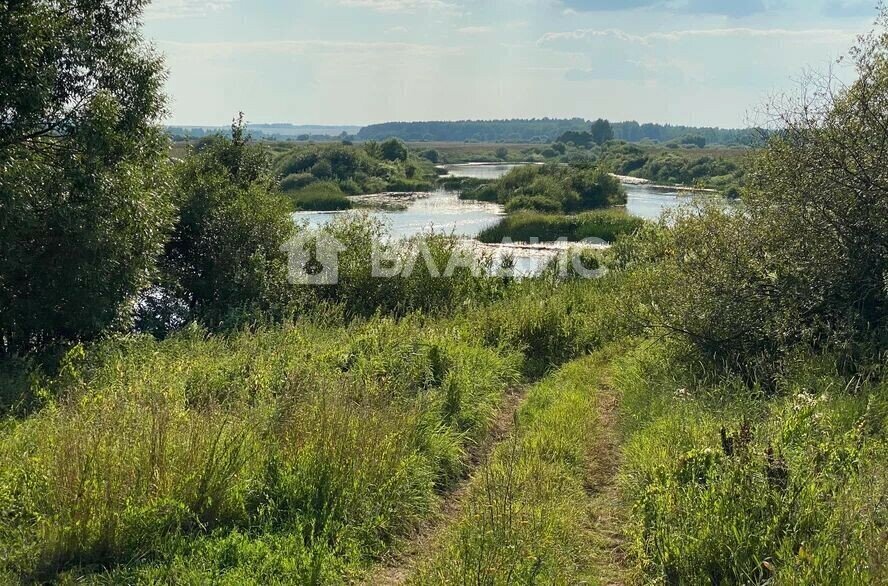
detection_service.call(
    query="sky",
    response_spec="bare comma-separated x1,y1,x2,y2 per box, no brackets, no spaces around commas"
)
142,0,882,128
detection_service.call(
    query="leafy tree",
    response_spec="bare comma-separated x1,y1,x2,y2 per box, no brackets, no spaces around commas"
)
0,0,174,353
495,147,509,160
625,12,888,376
421,149,440,163
380,138,408,162
150,116,295,330
555,130,593,148
679,134,707,148
590,118,614,145
311,159,333,179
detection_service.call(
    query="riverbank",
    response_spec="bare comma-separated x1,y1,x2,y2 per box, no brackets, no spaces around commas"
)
610,173,720,194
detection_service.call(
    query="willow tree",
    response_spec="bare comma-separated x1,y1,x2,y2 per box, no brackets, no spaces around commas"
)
0,1,173,352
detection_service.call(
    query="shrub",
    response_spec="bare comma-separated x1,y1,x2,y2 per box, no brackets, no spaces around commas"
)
279,173,316,192
301,215,505,318
152,120,295,331
486,164,625,213
0,0,174,353
478,210,643,243
310,159,333,179
287,181,352,211
380,138,408,162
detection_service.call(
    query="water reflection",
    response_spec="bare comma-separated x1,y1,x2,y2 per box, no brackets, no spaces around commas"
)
291,163,701,274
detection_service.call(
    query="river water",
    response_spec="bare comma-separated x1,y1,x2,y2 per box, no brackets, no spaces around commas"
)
294,163,692,233
291,163,701,274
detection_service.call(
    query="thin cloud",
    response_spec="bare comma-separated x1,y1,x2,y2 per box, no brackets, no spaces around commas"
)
337,0,457,12
539,27,858,47
822,0,881,18
144,0,236,20
559,0,773,18
457,26,494,34
158,39,463,57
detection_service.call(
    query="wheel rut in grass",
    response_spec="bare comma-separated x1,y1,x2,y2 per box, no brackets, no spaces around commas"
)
584,370,631,586
360,385,527,585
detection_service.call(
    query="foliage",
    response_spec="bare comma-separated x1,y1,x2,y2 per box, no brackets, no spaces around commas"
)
148,119,295,331
619,23,888,378
358,119,754,145
598,141,745,188
556,129,595,148
380,138,408,162
615,341,888,584
297,215,507,318
412,354,614,584
477,210,643,243
275,142,433,200
590,118,615,145
286,181,353,211
462,164,625,213
0,0,174,354
280,172,317,192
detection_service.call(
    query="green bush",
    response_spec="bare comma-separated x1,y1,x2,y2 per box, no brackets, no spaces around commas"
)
287,181,352,211
301,215,506,318
0,0,174,353
279,172,316,192
615,341,888,584
478,210,643,243
479,164,625,213
380,138,408,162
149,121,295,331
274,142,435,197
614,28,888,374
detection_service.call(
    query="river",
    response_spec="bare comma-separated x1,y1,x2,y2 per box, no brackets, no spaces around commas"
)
291,163,702,274
294,163,692,233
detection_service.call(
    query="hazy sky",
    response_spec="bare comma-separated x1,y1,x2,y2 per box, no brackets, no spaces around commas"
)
142,0,880,128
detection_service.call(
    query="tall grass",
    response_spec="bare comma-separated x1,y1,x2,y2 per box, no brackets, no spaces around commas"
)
477,210,644,243
614,341,888,584
411,353,615,584
0,320,522,581
0,267,631,582
286,181,352,211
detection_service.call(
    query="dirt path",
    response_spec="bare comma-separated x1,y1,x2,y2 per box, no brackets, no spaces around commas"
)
360,386,527,585
584,373,631,586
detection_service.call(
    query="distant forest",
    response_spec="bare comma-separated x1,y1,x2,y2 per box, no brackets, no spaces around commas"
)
168,119,757,146
356,119,756,145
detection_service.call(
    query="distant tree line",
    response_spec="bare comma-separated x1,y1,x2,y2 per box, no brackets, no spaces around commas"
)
357,118,756,145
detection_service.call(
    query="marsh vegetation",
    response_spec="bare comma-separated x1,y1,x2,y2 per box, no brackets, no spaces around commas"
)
1,1,886,584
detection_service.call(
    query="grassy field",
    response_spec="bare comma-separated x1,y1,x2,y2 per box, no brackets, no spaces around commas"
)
0,276,627,583
2,252,885,584
613,341,888,584
410,349,625,584
4,253,882,584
